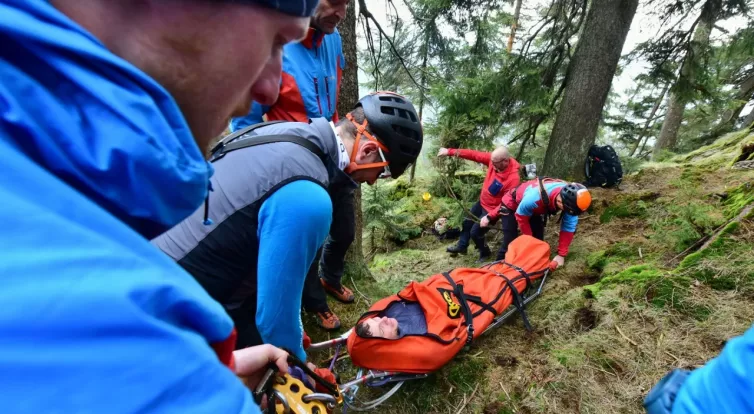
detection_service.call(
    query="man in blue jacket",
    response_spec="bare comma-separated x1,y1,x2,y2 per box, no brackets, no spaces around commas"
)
0,0,314,412
154,92,424,366
644,323,754,413
231,0,355,331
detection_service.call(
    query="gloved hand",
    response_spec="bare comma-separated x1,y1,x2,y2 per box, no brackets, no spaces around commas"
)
549,255,565,270
313,367,337,393
302,331,312,350
480,215,490,228
437,147,449,157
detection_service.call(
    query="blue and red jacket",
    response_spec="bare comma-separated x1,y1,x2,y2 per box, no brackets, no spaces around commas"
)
502,179,577,256
230,28,345,131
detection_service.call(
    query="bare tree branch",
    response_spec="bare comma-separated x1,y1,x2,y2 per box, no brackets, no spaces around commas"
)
358,0,427,95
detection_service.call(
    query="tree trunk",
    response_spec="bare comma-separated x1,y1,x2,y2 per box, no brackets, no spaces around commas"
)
743,105,754,129
409,36,430,185
339,1,370,278
507,0,523,53
630,83,669,157
542,0,638,180
653,0,718,159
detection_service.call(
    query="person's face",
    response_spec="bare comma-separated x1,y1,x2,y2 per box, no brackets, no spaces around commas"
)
364,316,399,339
145,3,308,154
310,0,349,34
555,194,564,210
492,156,510,173
349,140,387,185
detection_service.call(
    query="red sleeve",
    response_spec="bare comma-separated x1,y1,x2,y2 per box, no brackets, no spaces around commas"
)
212,328,237,371
447,149,491,165
557,231,575,256
515,213,532,236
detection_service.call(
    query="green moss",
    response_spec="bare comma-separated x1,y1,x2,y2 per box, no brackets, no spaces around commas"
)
586,265,690,309
722,182,754,220
675,218,753,292
586,251,608,272
552,347,585,368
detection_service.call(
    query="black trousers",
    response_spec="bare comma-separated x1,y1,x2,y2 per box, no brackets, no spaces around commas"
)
496,214,546,260
302,188,356,313
227,298,263,350
457,201,490,251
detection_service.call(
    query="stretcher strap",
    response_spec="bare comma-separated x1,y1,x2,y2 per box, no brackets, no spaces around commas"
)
442,272,475,345
465,294,498,318
501,276,533,331
498,261,532,291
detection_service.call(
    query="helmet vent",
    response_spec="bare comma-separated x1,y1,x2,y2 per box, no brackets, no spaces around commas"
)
379,95,406,104
392,124,421,141
381,106,395,116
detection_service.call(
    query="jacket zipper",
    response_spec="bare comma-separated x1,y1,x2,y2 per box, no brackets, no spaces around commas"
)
314,78,323,115
325,76,332,114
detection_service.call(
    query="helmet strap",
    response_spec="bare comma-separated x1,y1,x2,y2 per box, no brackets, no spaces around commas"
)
344,113,390,174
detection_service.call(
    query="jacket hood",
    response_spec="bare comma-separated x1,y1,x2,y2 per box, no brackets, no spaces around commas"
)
0,0,210,238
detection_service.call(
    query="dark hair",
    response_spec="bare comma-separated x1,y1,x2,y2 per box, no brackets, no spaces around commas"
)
336,107,373,140
355,321,373,338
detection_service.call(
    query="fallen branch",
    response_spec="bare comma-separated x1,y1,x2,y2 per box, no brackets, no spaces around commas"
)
669,202,754,266
615,324,639,347
350,275,370,304
455,383,480,414
664,350,680,363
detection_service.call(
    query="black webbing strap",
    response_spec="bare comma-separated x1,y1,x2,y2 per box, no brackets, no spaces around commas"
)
209,120,326,163
441,272,475,345
465,294,498,318
498,261,533,292
501,276,533,331
490,262,535,331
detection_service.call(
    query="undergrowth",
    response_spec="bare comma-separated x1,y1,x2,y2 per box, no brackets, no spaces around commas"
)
304,130,754,413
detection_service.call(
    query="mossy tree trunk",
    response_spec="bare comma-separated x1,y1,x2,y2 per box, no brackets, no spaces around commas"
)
542,0,638,180
339,0,370,279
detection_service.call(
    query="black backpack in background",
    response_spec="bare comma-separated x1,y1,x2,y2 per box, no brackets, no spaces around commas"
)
584,145,623,188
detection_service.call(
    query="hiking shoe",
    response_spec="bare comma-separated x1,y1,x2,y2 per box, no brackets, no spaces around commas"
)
321,279,355,303
315,310,341,331
446,244,468,255
477,247,492,263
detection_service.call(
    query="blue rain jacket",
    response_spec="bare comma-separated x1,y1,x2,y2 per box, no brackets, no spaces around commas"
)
0,0,259,412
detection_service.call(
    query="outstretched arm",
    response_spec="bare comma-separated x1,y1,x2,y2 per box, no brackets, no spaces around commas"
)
255,180,333,361
446,148,492,165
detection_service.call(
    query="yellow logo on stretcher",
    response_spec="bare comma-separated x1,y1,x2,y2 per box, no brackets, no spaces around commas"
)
442,291,461,319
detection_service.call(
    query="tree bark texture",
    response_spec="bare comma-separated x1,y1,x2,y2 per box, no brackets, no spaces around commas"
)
653,0,719,159
338,1,370,278
542,0,638,180
742,105,754,129
507,0,523,53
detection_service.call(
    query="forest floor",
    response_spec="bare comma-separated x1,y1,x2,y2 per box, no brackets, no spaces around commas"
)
304,128,754,413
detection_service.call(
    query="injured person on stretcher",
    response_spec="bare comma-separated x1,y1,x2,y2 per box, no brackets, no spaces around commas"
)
346,235,551,373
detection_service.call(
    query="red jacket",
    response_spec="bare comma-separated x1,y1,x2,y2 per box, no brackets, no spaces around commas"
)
448,149,520,219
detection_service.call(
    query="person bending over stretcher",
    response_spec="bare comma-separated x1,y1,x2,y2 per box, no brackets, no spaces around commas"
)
356,302,427,339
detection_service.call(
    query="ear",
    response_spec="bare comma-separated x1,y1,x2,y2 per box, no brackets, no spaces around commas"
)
356,140,380,162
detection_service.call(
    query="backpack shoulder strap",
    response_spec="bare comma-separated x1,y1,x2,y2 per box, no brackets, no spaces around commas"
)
537,177,558,215
209,122,326,164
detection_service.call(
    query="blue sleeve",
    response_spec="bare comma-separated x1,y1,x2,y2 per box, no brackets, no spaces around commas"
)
560,213,578,233
229,102,270,132
0,179,261,413
516,187,539,217
671,324,754,413
256,180,332,361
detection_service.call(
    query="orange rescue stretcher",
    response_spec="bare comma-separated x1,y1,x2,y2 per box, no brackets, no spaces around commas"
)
304,235,552,412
